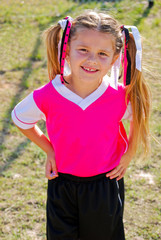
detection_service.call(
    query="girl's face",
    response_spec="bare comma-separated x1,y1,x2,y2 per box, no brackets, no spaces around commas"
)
67,28,118,85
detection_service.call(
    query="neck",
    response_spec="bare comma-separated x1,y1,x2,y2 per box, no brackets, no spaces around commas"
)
64,75,102,99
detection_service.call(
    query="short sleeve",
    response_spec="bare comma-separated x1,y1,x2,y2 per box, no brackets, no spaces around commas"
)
122,101,133,121
11,92,46,129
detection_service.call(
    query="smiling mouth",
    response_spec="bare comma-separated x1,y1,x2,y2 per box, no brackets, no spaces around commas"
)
81,66,99,73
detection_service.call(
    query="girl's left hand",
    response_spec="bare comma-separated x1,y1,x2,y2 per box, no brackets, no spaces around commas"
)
106,153,132,181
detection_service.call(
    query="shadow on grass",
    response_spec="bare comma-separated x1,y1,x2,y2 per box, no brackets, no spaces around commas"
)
0,140,30,175
134,5,151,26
0,4,80,174
72,0,122,2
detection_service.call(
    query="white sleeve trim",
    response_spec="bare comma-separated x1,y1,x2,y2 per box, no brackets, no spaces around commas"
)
11,92,46,129
122,101,133,120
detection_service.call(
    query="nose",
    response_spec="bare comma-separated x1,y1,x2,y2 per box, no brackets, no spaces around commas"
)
87,52,97,65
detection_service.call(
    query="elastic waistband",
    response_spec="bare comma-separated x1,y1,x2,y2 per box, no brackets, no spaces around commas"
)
58,172,108,182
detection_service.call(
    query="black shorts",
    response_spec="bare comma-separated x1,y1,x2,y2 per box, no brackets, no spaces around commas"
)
47,173,125,240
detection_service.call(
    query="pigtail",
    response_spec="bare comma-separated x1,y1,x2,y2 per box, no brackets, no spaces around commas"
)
126,33,151,155
43,24,61,80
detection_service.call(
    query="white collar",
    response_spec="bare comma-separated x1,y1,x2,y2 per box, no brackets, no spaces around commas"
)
52,75,110,110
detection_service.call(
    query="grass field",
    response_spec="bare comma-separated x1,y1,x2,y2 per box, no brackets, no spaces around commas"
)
0,0,161,239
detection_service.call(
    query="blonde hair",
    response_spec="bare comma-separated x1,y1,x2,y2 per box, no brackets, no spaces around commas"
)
126,33,151,155
43,11,151,155
43,24,61,80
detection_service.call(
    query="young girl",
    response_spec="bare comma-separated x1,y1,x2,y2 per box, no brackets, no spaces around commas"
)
11,11,150,240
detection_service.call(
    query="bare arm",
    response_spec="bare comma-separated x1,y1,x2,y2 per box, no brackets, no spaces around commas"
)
16,124,58,180
106,121,136,180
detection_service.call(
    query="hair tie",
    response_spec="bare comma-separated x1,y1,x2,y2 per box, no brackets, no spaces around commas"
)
58,16,73,30
124,25,142,72
110,51,122,90
122,25,142,86
111,25,142,89
58,16,73,84
121,25,131,86
110,25,130,89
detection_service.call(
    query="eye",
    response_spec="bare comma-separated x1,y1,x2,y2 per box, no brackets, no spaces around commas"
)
78,48,88,53
99,52,108,57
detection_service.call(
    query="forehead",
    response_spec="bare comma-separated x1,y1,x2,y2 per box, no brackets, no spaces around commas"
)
70,28,115,51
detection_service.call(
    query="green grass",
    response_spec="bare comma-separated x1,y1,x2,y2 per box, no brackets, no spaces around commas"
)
0,0,161,239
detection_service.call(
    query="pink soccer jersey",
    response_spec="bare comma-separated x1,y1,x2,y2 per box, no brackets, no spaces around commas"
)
12,75,131,177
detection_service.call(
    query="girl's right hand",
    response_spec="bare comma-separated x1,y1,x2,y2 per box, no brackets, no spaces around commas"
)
45,150,59,180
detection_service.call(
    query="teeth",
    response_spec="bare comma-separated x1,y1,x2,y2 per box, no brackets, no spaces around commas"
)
83,67,97,72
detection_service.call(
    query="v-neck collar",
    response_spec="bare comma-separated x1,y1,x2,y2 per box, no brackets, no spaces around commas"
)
51,75,110,110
